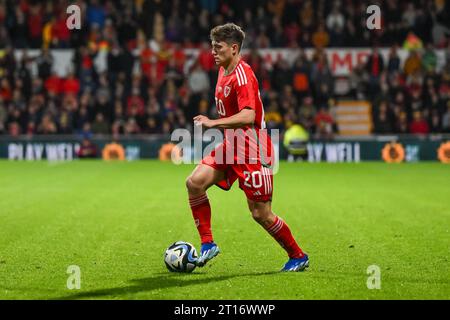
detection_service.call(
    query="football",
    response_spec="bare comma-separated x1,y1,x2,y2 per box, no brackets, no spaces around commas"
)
164,241,198,273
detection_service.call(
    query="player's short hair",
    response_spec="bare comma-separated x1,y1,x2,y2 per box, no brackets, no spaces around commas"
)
210,23,245,52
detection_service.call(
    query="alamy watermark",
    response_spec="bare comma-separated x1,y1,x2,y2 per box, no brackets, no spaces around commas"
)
66,5,81,30
170,125,280,174
366,5,381,30
366,265,381,289
66,265,81,290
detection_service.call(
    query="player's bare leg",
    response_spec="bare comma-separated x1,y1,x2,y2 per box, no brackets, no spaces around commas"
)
186,164,225,198
247,199,309,272
186,164,225,266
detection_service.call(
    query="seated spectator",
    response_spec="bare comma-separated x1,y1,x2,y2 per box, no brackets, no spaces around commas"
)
409,110,430,134
265,101,283,130
8,121,21,136
61,71,80,96
395,111,409,134
312,23,329,49
36,48,53,80
292,55,310,99
92,113,110,134
403,50,422,76
314,107,335,139
26,121,35,136
124,118,140,135
374,102,393,134
53,11,71,48
58,110,73,134
198,42,215,73
80,122,93,139
422,43,438,73
0,78,12,102
77,138,98,158
44,72,61,95
429,109,442,132
126,88,145,117
144,117,159,134
37,114,57,134
387,45,401,74
188,62,210,95
87,0,106,29
365,46,384,97
298,96,316,133
442,102,450,133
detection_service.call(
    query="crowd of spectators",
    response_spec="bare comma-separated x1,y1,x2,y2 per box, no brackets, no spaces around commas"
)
2,0,449,50
0,0,450,138
355,44,450,134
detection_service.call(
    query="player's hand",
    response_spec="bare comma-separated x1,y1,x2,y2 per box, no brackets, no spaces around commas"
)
193,115,216,128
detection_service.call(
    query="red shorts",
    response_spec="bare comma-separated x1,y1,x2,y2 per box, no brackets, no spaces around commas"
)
201,141,274,202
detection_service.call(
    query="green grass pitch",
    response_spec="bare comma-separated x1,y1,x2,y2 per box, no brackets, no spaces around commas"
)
0,160,449,300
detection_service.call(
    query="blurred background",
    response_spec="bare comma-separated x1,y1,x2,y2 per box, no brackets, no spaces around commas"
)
1,0,450,162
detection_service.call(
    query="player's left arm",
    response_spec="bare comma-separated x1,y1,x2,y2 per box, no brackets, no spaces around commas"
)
194,108,255,129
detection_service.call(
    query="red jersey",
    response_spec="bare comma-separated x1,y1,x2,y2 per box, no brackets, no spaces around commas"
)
213,59,272,167
215,59,266,130
202,60,274,201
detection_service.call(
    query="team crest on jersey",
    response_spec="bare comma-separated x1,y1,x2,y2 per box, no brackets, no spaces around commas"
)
224,86,231,97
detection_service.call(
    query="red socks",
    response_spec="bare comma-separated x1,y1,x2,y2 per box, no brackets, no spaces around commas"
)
189,193,213,244
265,216,304,259
189,194,303,259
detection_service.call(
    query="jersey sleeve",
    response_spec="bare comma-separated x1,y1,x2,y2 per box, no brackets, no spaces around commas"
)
235,72,256,112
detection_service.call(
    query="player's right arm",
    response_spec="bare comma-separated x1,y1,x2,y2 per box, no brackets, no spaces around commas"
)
193,108,255,129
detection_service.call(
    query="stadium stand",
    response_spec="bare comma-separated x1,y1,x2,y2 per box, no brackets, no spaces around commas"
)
0,0,450,138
